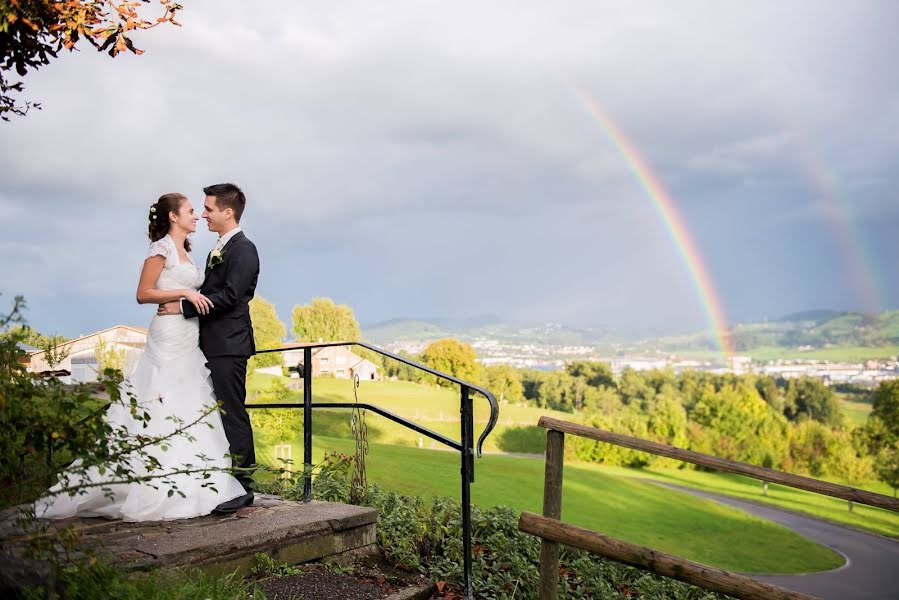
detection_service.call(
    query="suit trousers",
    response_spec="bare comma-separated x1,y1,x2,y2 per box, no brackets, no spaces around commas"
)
206,356,255,490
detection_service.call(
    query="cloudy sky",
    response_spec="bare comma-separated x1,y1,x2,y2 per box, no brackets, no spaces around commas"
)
2,1,897,339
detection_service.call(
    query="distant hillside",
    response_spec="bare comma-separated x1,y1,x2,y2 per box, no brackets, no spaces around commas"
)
363,310,899,359
363,317,616,347
656,310,899,354
363,319,452,345
775,310,848,325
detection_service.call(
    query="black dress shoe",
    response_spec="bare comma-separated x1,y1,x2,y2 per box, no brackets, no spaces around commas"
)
213,491,254,514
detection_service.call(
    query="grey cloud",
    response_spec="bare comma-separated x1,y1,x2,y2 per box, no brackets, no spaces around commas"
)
2,1,898,336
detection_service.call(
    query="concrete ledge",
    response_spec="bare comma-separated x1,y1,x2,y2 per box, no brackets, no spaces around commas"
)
384,580,438,600
1,495,379,584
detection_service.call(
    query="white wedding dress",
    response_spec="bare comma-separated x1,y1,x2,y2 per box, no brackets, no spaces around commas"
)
35,235,246,521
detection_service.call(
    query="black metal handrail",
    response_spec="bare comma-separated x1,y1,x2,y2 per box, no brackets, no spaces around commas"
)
256,341,499,456
253,341,499,600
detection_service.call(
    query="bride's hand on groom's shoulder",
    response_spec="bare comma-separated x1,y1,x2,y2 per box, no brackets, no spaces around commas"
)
183,290,214,315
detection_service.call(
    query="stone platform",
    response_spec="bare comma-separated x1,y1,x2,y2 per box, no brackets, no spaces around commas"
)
1,495,378,588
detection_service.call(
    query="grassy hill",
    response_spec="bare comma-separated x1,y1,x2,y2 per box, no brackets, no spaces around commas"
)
248,376,898,537
248,374,566,453
364,318,613,347
255,435,845,573
362,319,453,345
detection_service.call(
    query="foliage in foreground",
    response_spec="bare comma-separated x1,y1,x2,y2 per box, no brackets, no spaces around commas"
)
22,562,264,600
1,0,182,120
0,294,282,599
261,451,727,600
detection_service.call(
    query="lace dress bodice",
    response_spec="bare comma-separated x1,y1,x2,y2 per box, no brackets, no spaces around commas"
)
145,235,205,363
147,235,204,291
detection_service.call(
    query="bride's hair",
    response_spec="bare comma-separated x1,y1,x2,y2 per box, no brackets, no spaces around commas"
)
148,193,192,252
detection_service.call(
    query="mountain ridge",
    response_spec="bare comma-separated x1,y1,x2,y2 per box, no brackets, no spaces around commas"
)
362,310,899,353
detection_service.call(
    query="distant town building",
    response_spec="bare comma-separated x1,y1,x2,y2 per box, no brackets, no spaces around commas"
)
28,325,147,383
15,342,39,370
727,355,752,374
281,344,380,381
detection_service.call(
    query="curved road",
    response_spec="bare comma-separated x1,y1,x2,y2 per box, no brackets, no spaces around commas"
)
655,483,899,600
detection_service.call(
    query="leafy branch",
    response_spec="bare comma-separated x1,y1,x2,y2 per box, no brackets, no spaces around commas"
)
1,0,184,120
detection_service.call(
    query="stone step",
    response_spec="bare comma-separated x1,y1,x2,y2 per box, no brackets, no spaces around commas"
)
1,495,379,586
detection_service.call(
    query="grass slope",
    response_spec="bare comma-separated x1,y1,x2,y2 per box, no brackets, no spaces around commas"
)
839,397,873,428
248,374,567,453
604,465,899,539
248,375,898,537
254,432,842,574
746,345,899,362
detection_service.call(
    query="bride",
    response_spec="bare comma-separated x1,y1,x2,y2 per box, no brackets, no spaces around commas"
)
35,193,246,521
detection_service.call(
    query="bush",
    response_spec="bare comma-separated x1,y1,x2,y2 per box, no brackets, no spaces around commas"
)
22,562,263,600
264,452,728,599
1,295,283,599
495,425,546,454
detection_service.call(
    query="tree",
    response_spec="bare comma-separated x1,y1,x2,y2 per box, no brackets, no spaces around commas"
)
420,338,480,387
617,368,654,410
565,361,616,389
249,295,286,370
291,297,360,343
3,324,67,348
484,364,523,404
875,442,899,497
1,0,183,120
784,377,843,427
871,380,899,442
94,337,125,374
520,369,548,408
382,349,425,384
755,375,783,413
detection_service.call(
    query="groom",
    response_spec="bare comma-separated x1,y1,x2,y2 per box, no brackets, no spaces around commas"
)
158,182,259,513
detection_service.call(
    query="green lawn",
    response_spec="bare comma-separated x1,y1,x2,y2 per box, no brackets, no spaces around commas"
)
247,374,899,547
253,431,843,574
746,345,899,362
839,397,873,428
247,374,568,453
600,465,899,538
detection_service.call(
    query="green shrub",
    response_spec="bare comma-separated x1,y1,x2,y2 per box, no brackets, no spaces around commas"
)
22,562,264,600
263,452,729,599
495,425,546,454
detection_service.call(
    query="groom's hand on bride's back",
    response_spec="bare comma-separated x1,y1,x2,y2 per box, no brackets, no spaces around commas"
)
158,293,214,316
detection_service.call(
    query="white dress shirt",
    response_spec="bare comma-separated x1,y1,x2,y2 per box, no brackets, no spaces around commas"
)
216,226,242,251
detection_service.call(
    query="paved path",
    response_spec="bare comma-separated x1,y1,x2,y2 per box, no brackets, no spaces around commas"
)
655,483,899,600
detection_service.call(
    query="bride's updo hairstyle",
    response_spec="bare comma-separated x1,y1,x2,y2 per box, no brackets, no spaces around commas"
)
148,193,191,252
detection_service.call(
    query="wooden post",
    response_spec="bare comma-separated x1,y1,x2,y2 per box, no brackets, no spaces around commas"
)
539,430,564,600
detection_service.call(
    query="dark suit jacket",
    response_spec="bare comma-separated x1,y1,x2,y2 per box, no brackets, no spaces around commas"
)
183,231,259,358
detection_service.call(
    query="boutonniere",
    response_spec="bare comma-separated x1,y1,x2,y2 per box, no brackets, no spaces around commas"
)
208,247,225,269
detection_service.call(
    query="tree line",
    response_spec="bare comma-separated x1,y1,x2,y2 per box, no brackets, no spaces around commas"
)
247,296,899,494
409,337,899,493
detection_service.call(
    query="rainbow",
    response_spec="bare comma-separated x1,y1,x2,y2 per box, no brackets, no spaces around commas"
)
761,96,884,313
793,149,883,313
570,86,734,357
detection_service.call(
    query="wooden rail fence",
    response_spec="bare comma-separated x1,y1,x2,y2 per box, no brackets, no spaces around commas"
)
519,416,899,600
